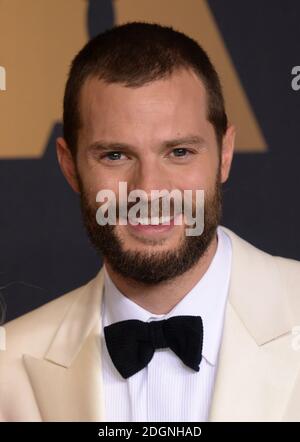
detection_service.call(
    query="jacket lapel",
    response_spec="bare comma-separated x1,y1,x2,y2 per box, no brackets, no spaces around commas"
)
209,226,297,421
23,270,106,421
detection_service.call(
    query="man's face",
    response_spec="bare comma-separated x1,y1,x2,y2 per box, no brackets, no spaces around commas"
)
60,68,234,284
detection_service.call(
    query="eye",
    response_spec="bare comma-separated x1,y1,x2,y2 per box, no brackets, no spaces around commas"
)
171,147,192,158
102,151,126,161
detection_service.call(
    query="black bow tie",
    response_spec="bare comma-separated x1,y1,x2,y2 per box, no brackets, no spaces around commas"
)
103,315,203,379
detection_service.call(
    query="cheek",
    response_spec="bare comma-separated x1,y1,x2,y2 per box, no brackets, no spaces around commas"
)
176,165,214,193
78,162,118,195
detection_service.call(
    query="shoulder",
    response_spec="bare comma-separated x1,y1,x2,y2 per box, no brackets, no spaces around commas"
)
0,279,91,363
220,225,300,319
0,274,100,421
220,224,300,272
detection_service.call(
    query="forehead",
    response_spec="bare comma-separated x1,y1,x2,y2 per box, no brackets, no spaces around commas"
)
78,68,210,144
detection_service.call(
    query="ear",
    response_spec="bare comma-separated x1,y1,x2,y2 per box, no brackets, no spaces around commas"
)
56,137,80,193
220,124,235,184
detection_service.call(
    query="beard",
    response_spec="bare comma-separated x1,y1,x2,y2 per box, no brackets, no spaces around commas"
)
77,169,222,285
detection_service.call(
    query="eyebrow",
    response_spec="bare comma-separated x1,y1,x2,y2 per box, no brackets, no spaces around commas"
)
86,135,206,153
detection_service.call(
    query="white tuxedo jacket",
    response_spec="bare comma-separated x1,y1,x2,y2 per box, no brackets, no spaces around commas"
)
1,226,300,422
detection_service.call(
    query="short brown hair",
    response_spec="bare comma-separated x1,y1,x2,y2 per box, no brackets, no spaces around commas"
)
63,21,228,157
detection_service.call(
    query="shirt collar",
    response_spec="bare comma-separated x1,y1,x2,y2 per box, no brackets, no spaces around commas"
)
102,226,232,366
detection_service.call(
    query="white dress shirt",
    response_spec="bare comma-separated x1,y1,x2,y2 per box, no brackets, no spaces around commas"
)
100,226,232,422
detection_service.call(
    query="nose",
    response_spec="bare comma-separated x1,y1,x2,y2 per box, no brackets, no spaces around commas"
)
128,157,173,199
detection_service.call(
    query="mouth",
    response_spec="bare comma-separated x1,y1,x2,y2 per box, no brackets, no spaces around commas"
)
124,213,183,236
133,215,175,225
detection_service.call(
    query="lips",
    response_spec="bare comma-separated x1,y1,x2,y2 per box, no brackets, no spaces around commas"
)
124,213,183,236
133,215,174,225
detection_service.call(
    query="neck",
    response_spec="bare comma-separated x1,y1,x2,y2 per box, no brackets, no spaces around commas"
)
104,231,218,315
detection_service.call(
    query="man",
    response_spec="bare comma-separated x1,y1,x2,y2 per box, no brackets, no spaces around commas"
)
1,22,300,422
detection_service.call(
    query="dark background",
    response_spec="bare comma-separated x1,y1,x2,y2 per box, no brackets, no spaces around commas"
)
1,0,299,323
